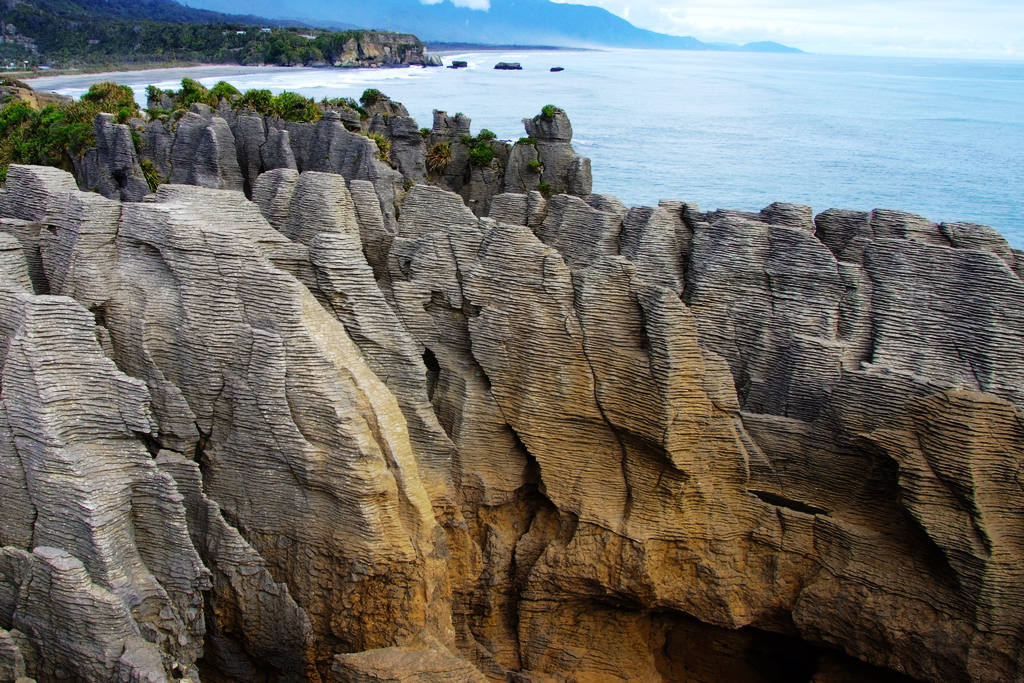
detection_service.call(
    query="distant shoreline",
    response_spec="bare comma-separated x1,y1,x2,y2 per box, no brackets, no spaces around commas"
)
425,43,596,55
13,45,592,85
19,47,595,90
21,64,291,91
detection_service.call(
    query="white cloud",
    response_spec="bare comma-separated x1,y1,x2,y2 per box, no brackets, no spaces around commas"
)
549,0,1024,58
420,0,491,9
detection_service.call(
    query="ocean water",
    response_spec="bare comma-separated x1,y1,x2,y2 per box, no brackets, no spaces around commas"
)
29,50,1024,246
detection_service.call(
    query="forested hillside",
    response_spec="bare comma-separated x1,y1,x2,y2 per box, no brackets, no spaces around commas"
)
0,0,425,68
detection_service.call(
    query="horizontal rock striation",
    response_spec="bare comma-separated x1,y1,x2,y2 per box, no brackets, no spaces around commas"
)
0,106,1021,683
77,95,593,224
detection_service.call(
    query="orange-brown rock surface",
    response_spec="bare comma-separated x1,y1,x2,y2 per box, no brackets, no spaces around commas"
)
0,121,1021,683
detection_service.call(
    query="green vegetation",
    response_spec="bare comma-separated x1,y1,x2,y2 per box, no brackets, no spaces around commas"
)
458,128,499,168
0,0,425,70
178,78,215,107
152,80,322,123
271,91,320,122
0,82,140,181
233,88,273,114
517,136,536,145
81,81,138,123
468,141,494,167
209,81,241,101
322,97,368,119
420,127,431,139
426,141,452,173
360,89,384,107
537,182,552,197
540,104,558,119
527,159,543,172
145,85,170,104
368,132,391,164
139,159,162,192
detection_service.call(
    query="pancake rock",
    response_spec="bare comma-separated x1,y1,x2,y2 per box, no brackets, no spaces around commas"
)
75,96,592,227
0,124,1021,683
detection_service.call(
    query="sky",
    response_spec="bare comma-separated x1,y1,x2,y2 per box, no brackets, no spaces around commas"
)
549,0,1024,59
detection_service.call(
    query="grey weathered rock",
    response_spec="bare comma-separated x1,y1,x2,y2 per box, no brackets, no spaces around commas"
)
0,547,168,682
0,283,210,679
535,193,625,268
0,233,31,292
522,108,592,196
76,113,150,201
940,220,1017,268
348,178,394,280
619,202,689,294
156,451,317,681
252,167,300,233
1,160,1022,683
231,113,267,195
263,126,298,173
332,644,488,682
169,105,244,191
0,628,29,681
0,218,46,293
431,110,472,139
502,140,543,194
307,113,405,228
685,211,845,420
757,201,814,231
371,115,426,183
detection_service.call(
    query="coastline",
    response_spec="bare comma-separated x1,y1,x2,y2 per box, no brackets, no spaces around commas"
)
23,64,301,92
17,45,595,86
15,50,1020,245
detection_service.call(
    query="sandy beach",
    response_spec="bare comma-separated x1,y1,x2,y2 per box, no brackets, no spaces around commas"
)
23,64,292,92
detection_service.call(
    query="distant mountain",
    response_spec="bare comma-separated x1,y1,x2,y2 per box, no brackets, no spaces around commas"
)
737,41,803,54
181,0,802,52
4,0,277,28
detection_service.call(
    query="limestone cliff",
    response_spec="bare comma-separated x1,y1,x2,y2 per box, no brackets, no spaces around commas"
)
0,98,1021,683
78,96,592,223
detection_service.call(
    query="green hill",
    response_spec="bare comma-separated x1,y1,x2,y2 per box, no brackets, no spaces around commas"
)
0,0,383,69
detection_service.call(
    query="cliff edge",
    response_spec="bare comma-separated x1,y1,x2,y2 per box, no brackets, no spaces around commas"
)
0,98,1021,683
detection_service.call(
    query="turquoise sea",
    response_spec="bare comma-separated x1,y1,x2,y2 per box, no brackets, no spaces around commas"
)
29,50,1024,246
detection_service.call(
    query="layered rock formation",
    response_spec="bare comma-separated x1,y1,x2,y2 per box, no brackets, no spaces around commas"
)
0,97,1022,683
79,96,592,223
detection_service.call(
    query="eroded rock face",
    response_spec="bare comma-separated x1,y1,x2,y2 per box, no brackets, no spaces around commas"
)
0,162,1021,683
0,165,458,680
168,104,245,191
0,279,209,680
76,113,151,201
77,98,593,228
